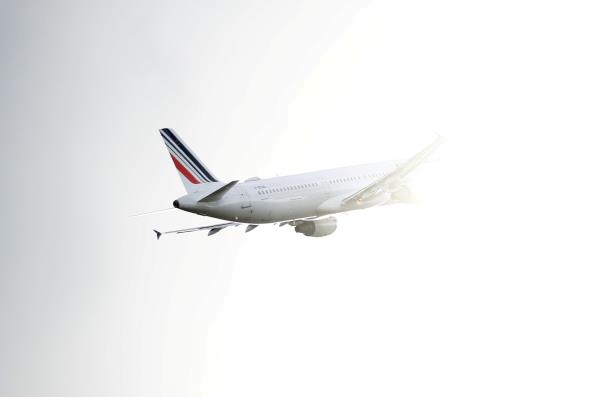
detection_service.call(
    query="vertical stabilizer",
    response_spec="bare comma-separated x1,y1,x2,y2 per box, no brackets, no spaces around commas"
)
159,128,219,193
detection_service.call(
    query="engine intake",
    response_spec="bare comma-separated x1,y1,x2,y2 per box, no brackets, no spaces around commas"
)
294,216,337,237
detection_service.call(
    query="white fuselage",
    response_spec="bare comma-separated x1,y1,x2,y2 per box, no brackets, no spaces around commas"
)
174,160,400,224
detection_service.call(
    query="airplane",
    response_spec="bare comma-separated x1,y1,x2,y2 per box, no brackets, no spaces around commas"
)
153,128,442,239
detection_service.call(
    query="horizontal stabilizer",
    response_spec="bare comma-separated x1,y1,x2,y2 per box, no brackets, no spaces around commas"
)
198,180,238,203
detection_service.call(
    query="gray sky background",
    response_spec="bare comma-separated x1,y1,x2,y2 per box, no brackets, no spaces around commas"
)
1,1,599,396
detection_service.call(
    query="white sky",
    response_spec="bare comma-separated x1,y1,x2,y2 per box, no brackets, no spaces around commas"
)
1,1,599,396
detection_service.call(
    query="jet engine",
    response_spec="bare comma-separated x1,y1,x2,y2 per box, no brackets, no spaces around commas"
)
294,216,337,237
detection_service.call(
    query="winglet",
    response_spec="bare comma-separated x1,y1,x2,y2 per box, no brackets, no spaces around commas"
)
153,229,162,240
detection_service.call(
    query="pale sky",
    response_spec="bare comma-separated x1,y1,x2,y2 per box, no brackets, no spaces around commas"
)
1,1,599,396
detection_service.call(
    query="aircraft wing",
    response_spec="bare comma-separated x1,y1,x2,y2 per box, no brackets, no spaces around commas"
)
342,136,443,206
154,222,240,239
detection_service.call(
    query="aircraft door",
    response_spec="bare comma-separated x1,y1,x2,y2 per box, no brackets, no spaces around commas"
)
238,186,252,210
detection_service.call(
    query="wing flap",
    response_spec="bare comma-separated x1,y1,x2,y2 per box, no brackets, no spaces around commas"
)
154,222,240,239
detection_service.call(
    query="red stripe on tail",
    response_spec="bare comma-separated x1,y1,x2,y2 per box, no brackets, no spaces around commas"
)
170,154,201,184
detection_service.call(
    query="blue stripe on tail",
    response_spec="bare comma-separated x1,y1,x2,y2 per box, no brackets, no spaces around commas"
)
160,129,218,183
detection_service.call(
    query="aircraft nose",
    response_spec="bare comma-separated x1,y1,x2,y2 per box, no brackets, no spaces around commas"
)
173,200,180,208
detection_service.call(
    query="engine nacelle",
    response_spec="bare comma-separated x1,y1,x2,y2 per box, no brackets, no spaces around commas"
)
294,216,337,237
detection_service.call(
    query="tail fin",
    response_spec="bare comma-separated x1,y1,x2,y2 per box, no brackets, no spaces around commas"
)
159,128,219,193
